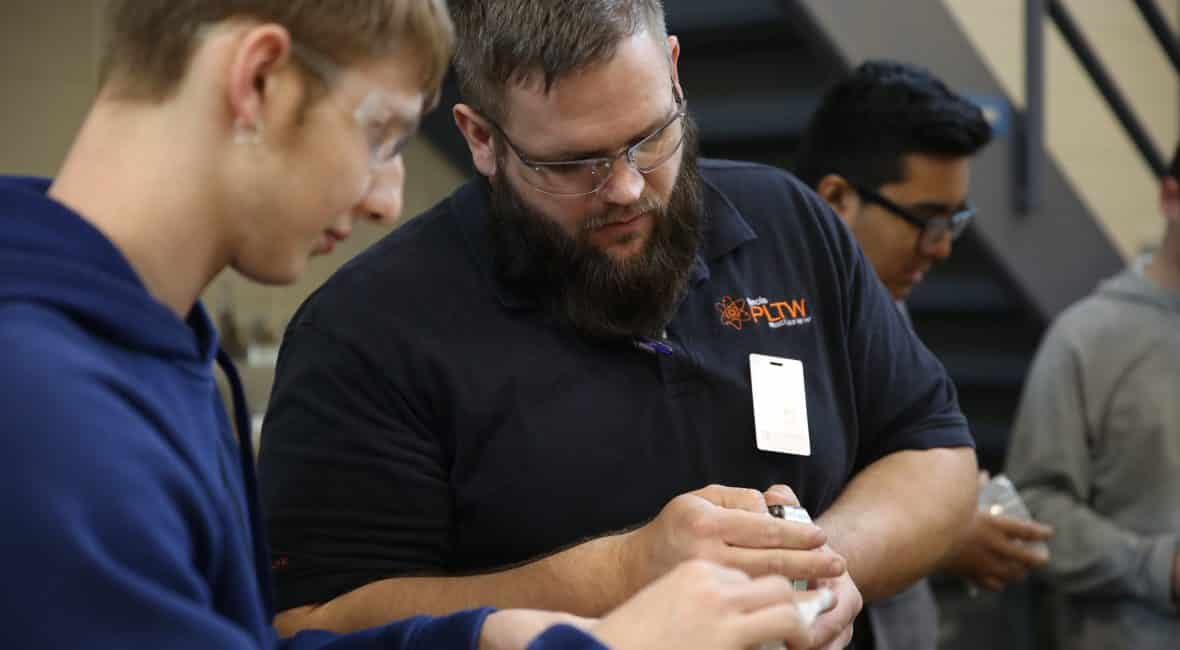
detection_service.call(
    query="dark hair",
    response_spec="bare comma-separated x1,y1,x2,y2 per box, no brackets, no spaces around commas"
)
794,60,993,190
1170,141,1180,180
449,0,667,126
100,0,454,103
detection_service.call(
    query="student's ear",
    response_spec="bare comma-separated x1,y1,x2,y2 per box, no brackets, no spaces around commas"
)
453,104,498,177
224,24,294,140
1160,176,1180,225
667,35,683,99
815,174,862,228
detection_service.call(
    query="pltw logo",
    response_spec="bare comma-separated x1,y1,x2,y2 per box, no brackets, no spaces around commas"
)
715,296,812,331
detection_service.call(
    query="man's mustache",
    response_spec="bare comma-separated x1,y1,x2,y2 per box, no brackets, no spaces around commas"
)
581,197,662,232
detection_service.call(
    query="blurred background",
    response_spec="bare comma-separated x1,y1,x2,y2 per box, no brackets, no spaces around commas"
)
2,1,1176,647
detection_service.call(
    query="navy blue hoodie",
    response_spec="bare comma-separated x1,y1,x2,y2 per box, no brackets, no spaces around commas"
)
0,177,604,650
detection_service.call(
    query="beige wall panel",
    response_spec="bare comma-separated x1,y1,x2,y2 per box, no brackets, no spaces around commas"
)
943,0,1180,258
0,1,105,174
0,78,94,174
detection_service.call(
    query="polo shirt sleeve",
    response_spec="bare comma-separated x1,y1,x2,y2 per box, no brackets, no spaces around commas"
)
820,195,974,469
259,321,453,611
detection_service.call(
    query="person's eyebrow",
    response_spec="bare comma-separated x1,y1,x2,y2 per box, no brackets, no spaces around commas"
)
906,200,967,217
358,90,422,132
533,106,677,163
387,97,423,133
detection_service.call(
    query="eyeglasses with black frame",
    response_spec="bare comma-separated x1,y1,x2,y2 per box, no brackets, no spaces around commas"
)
482,88,687,197
851,183,976,252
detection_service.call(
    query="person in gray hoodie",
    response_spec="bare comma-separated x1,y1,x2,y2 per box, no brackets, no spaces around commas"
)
1006,142,1180,649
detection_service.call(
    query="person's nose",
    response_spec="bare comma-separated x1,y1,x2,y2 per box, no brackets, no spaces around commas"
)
597,155,645,207
924,230,953,261
355,155,406,225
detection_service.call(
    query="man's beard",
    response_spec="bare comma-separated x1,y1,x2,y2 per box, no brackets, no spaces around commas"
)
488,120,705,341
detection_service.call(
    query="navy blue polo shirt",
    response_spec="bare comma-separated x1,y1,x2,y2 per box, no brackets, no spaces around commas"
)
258,159,972,611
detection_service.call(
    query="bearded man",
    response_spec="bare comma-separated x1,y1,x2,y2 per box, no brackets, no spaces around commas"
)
258,3,977,648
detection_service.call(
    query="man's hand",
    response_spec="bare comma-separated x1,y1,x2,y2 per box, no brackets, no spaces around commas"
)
616,485,847,595
758,484,861,649
592,560,836,650
941,510,1053,592
808,568,861,650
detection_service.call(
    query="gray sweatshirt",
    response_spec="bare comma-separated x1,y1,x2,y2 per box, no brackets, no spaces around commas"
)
1006,262,1180,649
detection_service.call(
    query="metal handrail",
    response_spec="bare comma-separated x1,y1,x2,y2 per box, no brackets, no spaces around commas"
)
1020,0,1044,214
1044,0,1168,177
1133,0,1180,75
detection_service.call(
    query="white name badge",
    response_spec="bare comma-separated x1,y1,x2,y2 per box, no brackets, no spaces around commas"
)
749,354,811,456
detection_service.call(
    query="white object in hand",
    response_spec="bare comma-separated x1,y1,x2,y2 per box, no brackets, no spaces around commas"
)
751,588,835,650
976,474,1049,556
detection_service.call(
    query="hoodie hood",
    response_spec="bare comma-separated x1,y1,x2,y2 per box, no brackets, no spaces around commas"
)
0,176,217,364
1097,255,1180,316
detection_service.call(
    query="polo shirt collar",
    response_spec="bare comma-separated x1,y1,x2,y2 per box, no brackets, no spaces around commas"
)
699,174,758,263
449,178,537,310
452,171,759,311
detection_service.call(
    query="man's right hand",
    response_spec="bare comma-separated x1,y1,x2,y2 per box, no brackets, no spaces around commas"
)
592,559,836,650
616,485,847,596
941,510,1053,592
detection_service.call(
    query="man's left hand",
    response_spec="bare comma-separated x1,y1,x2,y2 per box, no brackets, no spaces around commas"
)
808,564,860,649
763,485,862,649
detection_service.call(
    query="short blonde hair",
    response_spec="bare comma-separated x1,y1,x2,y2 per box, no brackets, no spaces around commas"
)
101,0,454,105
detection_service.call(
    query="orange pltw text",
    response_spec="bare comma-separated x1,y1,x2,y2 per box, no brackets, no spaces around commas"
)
749,299,807,323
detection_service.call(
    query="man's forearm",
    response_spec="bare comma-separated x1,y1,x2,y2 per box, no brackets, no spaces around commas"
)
274,533,632,636
816,447,977,601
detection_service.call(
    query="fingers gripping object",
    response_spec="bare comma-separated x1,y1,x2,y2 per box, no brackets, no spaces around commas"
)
976,475,1049,557
751,505,829,650
751,588,836,650
767,504,814,591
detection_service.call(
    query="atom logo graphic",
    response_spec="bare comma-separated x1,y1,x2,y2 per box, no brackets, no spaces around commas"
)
715,296,752,330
